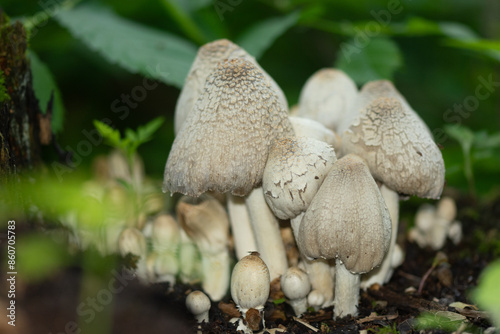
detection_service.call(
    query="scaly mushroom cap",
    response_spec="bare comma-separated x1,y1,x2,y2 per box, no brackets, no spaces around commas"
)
298,154,391,274
297,68,358,131
263,136,336,220
174,39,288,133
340,97,445,199
164,58,294,197
231,253,270,313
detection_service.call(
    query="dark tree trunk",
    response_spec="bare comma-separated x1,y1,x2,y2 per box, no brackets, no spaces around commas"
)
0,11,42,180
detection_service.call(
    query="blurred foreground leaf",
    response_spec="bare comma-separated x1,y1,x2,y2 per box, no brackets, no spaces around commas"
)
335,37,402,85
237,11,300,59
17,233,72,282
56,4,197,88
473,260,500,328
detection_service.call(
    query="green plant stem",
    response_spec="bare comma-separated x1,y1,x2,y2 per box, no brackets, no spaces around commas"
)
462,143,476,198
159,0,206,45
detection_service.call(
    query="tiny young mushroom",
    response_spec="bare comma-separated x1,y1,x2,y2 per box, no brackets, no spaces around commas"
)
263,136,337,307
297,154,392,319
149,213,180,285
164,57,294,280
186,290,211,323
296,68,358,132
338,81,445,287
280,266,311,316
174,39,287,134
177,194,231,302
118,227,148,283
231,252,270,330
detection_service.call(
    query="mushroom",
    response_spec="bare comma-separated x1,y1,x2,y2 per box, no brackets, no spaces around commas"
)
338,81,445,287
178,229,202,284
145,214,181,285
177,195,231,301
297,154,391,318
186,290,211,323
164,57,294,280
263,136,337,307
289,116,341,151
280,267,311,316
164,57,293,197
231,252,270,327
408,197,462,250
174,39,288,134
296,68,358,131
307,289,325,312
118,227,148,282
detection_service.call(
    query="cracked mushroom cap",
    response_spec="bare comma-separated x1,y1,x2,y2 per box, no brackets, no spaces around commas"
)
340,96,445,199
164,58,294,197
298,154,392,274
296,68,358,131
263,136,336,220
174,39,288,134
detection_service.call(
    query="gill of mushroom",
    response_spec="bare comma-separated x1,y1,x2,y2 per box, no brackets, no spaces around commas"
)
295,68,358,132
174,39,287,135
297,154,392,319
177,195,231,302
263,136,337,308
338,81,445,287
163,58,294,280
231,253,270,329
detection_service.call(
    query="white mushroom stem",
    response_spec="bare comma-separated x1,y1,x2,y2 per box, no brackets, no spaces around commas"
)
361,184,401,288
178,229,202,284
177,196,231,301
334,258,360,319
227,194,258,260
292,213,335,308
245,188,288,280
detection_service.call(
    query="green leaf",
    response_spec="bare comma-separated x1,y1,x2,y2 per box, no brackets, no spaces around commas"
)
136,116,165,143
444,124,474,151
473,260,500,327
335,37,403,85
55,4,198,88
237,11,300,59
93,120,121,148
16,234,72,283
29,51,65,134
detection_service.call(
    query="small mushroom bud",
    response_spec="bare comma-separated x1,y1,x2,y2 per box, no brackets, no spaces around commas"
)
231,253,270,320
281,267,311,316
118,227,148,282
186,290,211,323
307,289,325,311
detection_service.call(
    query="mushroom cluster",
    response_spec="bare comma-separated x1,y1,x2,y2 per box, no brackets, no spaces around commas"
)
161,39,445,325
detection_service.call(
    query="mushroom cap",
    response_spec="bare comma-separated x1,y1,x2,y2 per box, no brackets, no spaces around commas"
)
289,116,341,149
186,290,211,317
164,58,294,197
436,197,457,222
231,253,270,312
176,195,229,254
298,154,392,274
174,39,288,134
340,96,445,199
263,136,336,220
280,267,311,300
297,68,358,131
118,227,147,258
151,214,179,253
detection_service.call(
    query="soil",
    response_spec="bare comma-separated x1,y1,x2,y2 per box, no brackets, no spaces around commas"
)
1,192,499,334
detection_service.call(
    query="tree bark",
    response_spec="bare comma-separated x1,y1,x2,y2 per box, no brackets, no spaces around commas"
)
0,11,42,179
